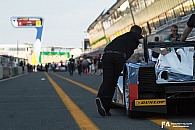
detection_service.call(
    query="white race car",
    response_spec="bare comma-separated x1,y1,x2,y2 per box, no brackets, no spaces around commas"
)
112,40,195,118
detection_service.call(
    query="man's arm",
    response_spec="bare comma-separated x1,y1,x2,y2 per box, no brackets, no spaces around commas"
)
181,25,193,41
151,48,168,55
138,38,168,55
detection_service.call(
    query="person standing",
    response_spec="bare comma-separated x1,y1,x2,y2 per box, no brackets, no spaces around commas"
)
97,54,103,75
95,25,167,117
93,56,98,74
82,57,89,74
45,63,48,72
91,60,95,74
69,55,75,76
77,58,82,76
51,62,55,72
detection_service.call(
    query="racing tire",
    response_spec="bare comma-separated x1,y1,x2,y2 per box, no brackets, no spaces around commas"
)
123,70,138,118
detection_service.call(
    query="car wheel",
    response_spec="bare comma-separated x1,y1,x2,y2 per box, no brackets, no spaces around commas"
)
124,70,137,118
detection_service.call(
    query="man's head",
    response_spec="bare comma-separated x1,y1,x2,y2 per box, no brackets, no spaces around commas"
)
130,25,142,34
171,25,178,36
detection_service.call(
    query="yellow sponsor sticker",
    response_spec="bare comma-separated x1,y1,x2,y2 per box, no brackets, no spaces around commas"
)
36,20,41,26
135,99,166,106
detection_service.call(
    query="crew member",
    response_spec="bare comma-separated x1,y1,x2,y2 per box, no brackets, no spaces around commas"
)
95,25,167,116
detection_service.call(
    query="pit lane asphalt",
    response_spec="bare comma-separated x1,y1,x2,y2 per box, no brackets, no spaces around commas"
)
0,71,194,130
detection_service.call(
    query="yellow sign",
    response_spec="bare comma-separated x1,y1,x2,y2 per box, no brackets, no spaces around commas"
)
31,51,38,65
36,20,41,26
135,99,166,106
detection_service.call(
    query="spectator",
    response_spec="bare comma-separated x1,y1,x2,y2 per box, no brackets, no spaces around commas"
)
97,54,103,75
91,60,95,74
33,65,35,72
93,56,98,74
45,63,48,72
82,57,88,74
69,55,75,76
37,64,40,71
27,63,30,72
48,63,51,73
52,62,55,72
87,58,92,74
40,64,43,71
77,58,82,75
19,60,24,73
165,24,181,42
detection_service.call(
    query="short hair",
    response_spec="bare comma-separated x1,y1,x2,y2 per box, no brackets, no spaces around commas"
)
154,36,159,41
171,24,178,29
130,25,142,34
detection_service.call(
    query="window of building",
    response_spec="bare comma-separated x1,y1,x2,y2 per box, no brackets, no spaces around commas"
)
174,4,185,18
113,11,119,23
145,0,155,7
9,48,17,51
159,13,167,26
131,0,146,15
141,22,150,36
152,16,160,29
166,9,175,21
116,8,122,21
119,0,130,17
148,19,156,32
183,0,194,15
103,18,111,30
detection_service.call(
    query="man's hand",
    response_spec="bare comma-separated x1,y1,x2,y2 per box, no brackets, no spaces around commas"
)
171,37,176,42
151,48,169,55
160,49,169,55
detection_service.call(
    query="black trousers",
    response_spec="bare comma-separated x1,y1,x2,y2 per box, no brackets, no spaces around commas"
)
69,64,74,75
97,53,126,112
78,65,82,75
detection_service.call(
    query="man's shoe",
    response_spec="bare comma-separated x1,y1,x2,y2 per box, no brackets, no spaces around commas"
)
105,111,111,116
95,97,106,116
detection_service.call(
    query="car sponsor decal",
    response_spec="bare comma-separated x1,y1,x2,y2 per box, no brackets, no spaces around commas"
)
135,99,166,106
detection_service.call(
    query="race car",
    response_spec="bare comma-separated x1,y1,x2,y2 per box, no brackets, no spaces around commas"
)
112,39,195,118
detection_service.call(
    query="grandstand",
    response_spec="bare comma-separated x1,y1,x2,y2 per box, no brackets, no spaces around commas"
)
87,0,195,55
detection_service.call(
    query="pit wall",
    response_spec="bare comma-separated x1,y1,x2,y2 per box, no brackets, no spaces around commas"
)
0,66,28,80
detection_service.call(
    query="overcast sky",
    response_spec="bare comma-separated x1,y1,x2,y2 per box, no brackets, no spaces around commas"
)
0,0,116,48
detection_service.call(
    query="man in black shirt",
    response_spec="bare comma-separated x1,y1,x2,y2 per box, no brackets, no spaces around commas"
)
95,25,166,117
181,14,195,41
69,55,75,76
